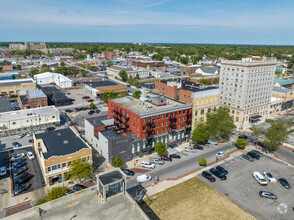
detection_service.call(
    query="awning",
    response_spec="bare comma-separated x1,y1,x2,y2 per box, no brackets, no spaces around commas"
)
167,139,177,146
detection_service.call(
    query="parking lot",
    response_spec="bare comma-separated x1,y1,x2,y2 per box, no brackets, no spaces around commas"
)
0,134,33,152
199,154,294,220
64,87,98,107
10,147,46,196
0,151,11,198
0,97,13,113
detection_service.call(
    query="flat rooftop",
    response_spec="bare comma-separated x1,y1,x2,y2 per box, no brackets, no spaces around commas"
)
98,170,124,185
35,128,90,159
0,79,35,87
86,115,114,127
108,65,134,71
0,97,12,113
160,79,218,92
110,94,192,118
85,80,118,89
0,106,58,123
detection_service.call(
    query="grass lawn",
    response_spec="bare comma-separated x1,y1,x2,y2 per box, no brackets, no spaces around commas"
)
139,177,256,220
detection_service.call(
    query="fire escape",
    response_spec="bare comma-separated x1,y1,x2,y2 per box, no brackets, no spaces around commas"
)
146,121,155,147
113,108,122,127
123,116,130,130
184,109,192,135
169,114,177,136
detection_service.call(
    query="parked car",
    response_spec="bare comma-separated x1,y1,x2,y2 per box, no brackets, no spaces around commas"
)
202,171,216,182
11,153,25,162
26,132,32,137
27,151,35,160
278,178,291,189
247,151,260,160
251,150,263,157
216,165,228,175
149,157,165,165
170,154,181,159
17,133,26,139
12,166,28,177
0,167,7,176
242,154,254,162
88,110,95,115
263,172,276,183
82,96,90,99
12,142,22,147
216,151,226,158
65,109,72,113
14,183,31,195
13,162,27,171
207,139,218,145
14,173,32,187
75,108,81,112
184,147,196,153
161,155,172,162
73,184,87,191
121,169,135,176
65,188,75,195
210,168,227,180
9,99,17,103
141,161,155,169
193,145,203,150
45,127,55,132
85,107,91,110
87,99,94,102
12,107,21,111
96,109,101,113
137,174,152,183
238,134,248,139
254,141,265,147
252,172,267,185
80,107,86,111
259,191,277,200
12,157,26,166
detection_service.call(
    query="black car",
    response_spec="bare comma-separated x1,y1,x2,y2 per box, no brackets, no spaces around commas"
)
12,106,21,111
88,110,95,115
202,171,216,182
96,109,101,113
121,169,135,176
12,157,26,166
278,178,291,189
66,188,75,195
45,127,55,132
170,154,181,159
193,145,203,150
14,173,32,187
12,166,28,177
247,151,260,160
210,168,227,180
65,109,72,113
251,150,263,157
238,134,248,139
73,184,87,191
259,191,277,200
14,183,31,195
216,165,228,175
242,154,254,162
80,107,86,111
13,162,27,171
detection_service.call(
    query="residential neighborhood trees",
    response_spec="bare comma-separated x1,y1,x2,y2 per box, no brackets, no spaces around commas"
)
112,155,124,168
67,159,94,183
191,123,210,144
132,90,141,99
154,140,167,156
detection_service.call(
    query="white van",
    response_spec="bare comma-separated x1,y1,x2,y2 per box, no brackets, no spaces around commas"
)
253,172,267,185
149,157,165,165
137,174,152,183
141,161,155,169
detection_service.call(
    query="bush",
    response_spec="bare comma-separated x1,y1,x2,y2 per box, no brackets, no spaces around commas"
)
9,94,18,98
112,155,124,168
236,138,247,149
34,197,47,206
199,157,207,166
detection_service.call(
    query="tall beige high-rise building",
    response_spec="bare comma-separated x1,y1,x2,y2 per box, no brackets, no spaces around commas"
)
9,42,46,51
219,57,278,124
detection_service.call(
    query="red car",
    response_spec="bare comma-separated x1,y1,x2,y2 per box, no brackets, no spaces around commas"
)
85,107,90,110
161,156,172,162
82,96,90,99
255,141,265,147
87,99,94,102
202,171,216,182
75,108,81,112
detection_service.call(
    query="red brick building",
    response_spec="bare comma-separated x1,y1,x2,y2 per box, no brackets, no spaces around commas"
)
18,89,48,109
132,60,165,69
100,51,119,60
180,65,200,75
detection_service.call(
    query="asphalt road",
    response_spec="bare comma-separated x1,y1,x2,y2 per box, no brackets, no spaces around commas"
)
126,143,236,191
275,148,294,164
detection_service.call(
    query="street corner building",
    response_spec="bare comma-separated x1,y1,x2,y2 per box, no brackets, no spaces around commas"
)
85,93,192,164
33,127,93,186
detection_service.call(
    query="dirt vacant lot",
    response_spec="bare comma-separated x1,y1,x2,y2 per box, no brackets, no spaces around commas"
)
139,177,256,220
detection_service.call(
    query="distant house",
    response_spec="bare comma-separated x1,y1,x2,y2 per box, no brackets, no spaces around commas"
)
0,61,13,71
195,67,219,76
273,78,294,89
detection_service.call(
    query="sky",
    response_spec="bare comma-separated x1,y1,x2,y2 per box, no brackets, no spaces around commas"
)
0,0,294,45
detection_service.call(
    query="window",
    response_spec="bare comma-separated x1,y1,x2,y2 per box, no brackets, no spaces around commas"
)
162,115,164,119
195,111,197,116
68,161,71,166
157,130,159,134
161,129,164,133
143,118,146,123
179,111,181,115
143,126,146,131
143,133,146,138
148,118,150,122
157,123,159,127
183,110,186,114
57,164,61,169
62,163,66,168
48,167,51,172
52,165,57,171
179,118,181,122
52,116,55,118
161,122,164,126
13,122,16,125
201,110,204,115
157,115,160,120
165,128,168,132
178,125,181,128
208,108,211,113
166,121,168,125
166,114,168,118
152,116,155,121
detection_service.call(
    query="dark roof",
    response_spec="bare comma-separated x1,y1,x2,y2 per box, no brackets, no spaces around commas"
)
100,129,120,140
19,95,29,106
38,86,69,102
0,79,34,88
160,79,218,92
99,170,123,185
35,128,90,159
85,80,117,88
273,86,293,93
86,115,112,127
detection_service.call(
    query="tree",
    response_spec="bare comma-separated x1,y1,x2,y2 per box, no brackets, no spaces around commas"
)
102,91,117,103
41,64,49,73
30,68,39,77
179,56,189,64
154,140,167,156
132,90,141,99
119,70,128,81
135,73,140,79
16,65,22,70
264,118,292,151
191,123,210,144
112,155,124,168
60,61,65,67
253,127,264,143
46,187,67,201
236,138,247,149
90,102,96,109
199,157,207,166
67,158,94,183
206,107,236,140
199,79,211,85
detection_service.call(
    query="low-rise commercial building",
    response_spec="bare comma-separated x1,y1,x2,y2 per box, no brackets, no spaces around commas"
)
18,89,48,109
38,86,70,106
0,61,13,71
0,72,20,80
107,65,149,79
34,72,74,88
272,86,294,110
33,127,92,186
132,60,165,69
0,106,60,137
0,79,36,96
85,80,128,98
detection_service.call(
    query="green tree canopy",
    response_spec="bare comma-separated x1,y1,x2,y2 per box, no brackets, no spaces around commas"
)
253,127,264,142
191,123,210,144
135,73,140,79
16,65,22,70
199,157,207,166
154,140,167,156
66,158,94,183
30,68,39,77
236,138,247,149
90,102,96,109
102,91,117,103
264,118,292,151
46,187,67,201
132,90,141,99
119,70,128,81
206,107,236,139
112,155,124,168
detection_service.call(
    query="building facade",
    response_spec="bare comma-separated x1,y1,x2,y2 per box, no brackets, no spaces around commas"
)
18,89,48,109
0,79,36,96
0,106,60,137
33,127,92,186
272,86,294,110
220,57,278,123
132,60,165,69
9,42,46,51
